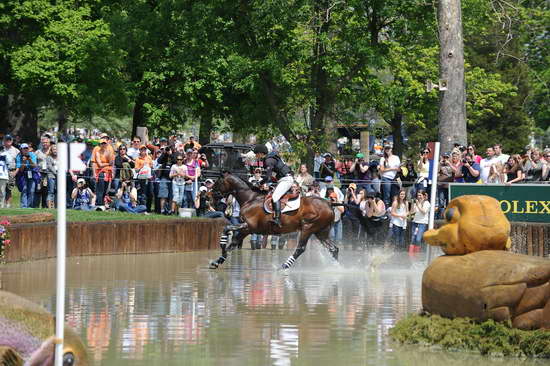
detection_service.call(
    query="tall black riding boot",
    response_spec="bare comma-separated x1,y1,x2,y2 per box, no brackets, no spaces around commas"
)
270,200,282,227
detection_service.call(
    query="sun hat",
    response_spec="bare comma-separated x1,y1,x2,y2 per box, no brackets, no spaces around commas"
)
324,176,333,182
20,143,29,149
356,153,364,158
199,186,208,192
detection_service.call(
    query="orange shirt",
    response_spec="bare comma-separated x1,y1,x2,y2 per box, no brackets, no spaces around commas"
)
91,145,114,169
134,155,153,170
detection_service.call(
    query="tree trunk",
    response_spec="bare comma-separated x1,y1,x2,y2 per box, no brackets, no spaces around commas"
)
390,113,404,158
57,108,68,136
198,110,213,146
131,94,146,138
438,0,467,153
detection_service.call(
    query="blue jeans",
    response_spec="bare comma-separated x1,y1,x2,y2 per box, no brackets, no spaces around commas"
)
381,177,396,207
47,177,56,203
20,177,36,208
73,204,94,211
411,222,428,245
181,188,194,208
116,201,147,214
203,211,224,218
390,225,405,246
330,220,343,242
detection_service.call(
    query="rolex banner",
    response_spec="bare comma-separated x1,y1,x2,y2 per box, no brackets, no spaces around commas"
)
448,183,550,223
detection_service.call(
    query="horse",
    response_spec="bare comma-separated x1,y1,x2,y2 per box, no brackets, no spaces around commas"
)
210,172,339,270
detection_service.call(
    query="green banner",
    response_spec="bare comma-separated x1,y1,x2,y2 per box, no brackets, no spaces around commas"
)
448,183,550,223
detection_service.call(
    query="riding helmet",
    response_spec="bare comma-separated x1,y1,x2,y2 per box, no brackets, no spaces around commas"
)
253,144,268,154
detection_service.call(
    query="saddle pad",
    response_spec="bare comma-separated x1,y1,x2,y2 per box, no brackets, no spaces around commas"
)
264,196,301,214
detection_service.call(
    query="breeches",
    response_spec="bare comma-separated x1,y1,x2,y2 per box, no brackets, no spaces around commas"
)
272,176,294,202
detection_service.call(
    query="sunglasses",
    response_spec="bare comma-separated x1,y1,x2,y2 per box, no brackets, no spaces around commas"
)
132,140,140,143
422,151,429,154
177,159,183,161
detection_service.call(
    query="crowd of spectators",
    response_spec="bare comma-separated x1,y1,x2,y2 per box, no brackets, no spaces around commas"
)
1,131,549,250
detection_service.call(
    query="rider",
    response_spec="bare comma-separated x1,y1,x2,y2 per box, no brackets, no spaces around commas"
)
253,144,294,227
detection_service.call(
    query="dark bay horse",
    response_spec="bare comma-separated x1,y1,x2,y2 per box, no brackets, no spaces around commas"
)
210,173,339,269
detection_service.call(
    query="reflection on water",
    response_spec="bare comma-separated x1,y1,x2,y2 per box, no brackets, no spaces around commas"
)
0,247,543,366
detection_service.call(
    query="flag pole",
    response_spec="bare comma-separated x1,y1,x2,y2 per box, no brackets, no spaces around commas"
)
55,142,68,366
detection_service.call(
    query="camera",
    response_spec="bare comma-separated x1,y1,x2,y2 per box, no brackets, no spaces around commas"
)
462,158,468,164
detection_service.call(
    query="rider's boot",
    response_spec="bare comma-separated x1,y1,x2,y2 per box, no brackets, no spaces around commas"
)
270,200,282,227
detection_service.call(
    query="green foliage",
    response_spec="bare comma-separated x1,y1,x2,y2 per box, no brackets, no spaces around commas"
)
390,314,550,358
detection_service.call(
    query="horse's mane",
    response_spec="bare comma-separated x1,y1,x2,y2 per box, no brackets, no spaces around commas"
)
226,173,265,197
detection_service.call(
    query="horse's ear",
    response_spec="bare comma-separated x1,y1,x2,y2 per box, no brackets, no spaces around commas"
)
221,170,230,177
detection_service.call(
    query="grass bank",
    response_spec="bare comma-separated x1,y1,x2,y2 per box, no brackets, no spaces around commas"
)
1,191,180,222
390,314,550,358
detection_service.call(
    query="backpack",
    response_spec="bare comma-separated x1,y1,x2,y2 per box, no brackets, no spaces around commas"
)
120,162,134,181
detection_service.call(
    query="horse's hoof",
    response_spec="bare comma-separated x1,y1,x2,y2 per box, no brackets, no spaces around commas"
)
209,261,219,269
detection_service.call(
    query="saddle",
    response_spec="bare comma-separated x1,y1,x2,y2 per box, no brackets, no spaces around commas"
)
264,189,301,214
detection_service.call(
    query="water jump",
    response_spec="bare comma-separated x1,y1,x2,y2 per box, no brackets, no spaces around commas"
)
209,144,339,270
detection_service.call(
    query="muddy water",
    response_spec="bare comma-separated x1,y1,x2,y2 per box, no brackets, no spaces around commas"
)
0,247,543,366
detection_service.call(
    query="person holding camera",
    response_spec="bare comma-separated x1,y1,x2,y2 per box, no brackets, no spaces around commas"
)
361,192,387,245
457,154,480,183
115,180,147,214
195,185,224,218
415,148,431,195
349,153,370,191
410,190,430,250
15,143,38,208
71,178,96,210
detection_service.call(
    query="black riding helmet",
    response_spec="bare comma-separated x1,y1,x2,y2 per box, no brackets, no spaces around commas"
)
253,144,268,155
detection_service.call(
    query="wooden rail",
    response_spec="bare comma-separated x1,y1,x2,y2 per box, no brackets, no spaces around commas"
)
4,218,226,263
2,219,548,263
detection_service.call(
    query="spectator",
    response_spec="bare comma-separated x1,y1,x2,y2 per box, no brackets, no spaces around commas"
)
0,147,11,208
467,144,482,164
410,190,430,249
361,192,387,244
45,144,58,208
170,154,186,214
487,162,505,184
479,147,497,183
306,180,321,197
343,184,362,244
115,180,147,214
328,191,344,244
379,145,401,207
437,153,454,218
225,194,242,247
349,153,371,193
415,148,431,195
295,164,314,192
198,151,209,169
114,144,135,193
15,143,38,208
313,152,323,179
127,136,141,159
182,149,201,208
184,136,201,152
503,154,524,185
543,151,550,181
449,151,463,182
195,186,224,218
523,148,545,182
458,154,480,183
493,144,510,165
91,136,115,207
389,189,408,247
249,168,265,188
155,146,174,215
71,178,96,210
135,145,154,211
35,135,51,208
335,157,351,185
2,135,19,208
320,176,344,201
319,153,336,181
